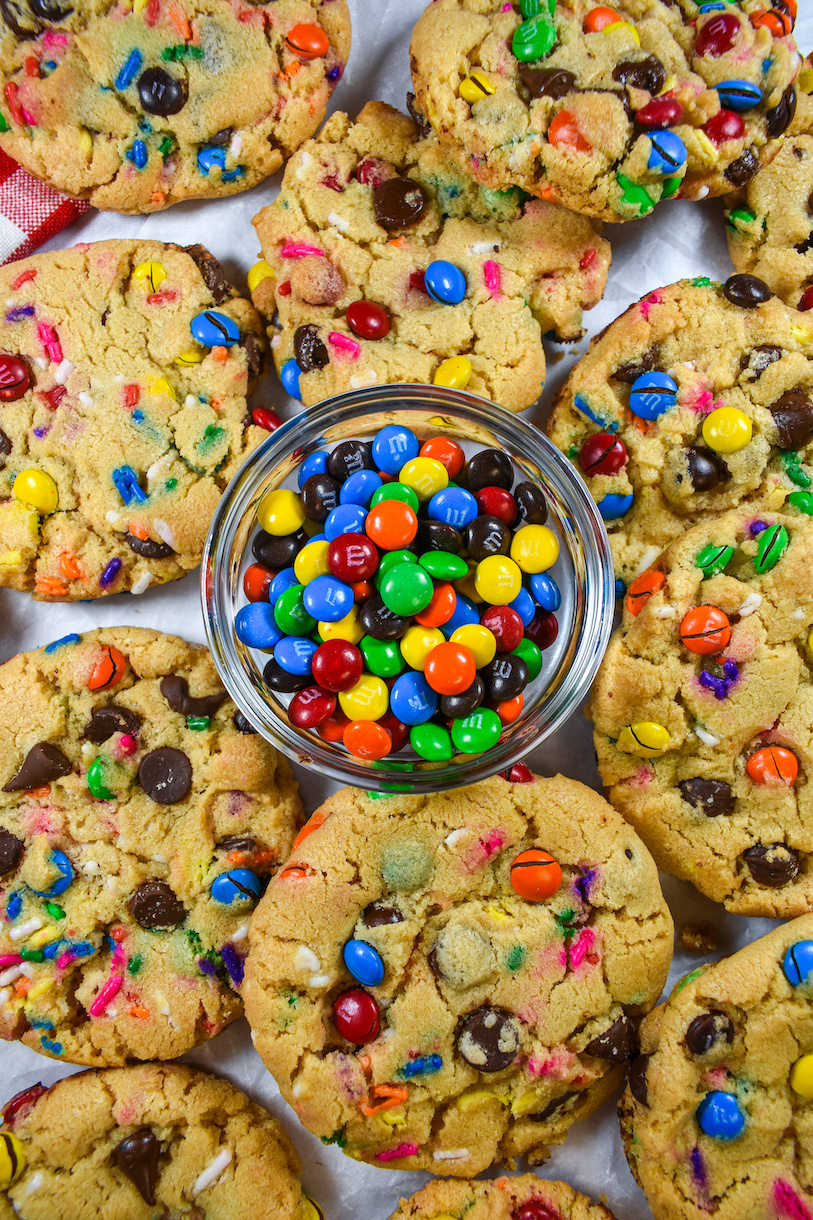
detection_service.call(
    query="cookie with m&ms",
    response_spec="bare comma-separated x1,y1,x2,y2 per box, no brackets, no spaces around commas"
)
589,506,813,916
250,100,610,412
0,1064,315,1219
387,1173,618,1220
244,772,672,1175
620,914,813,1220
0,627,302,1066
409,0,799,224
0,0,350,212
548,275,813,585
0,239,267,601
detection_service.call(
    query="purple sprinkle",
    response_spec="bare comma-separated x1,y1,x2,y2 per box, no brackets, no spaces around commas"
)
574,868,596,902
32,425,50,438
197,957,217,978
6,306,34,322
722,660,739,682
221,943,244,986
749,520,768,537
327,64,341,82
699,671,728,700
100,557,122,587
690,1146,707,1190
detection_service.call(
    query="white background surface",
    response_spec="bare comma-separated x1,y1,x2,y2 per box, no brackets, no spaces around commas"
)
2,4,813,1216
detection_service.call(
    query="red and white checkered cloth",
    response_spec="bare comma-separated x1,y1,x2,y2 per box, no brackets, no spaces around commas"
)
0,148,90,266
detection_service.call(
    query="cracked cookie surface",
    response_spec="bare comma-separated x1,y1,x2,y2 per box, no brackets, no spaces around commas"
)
251,101,610,413
589,506,813,917
0,238,265,601
620,915,813,1220
0,1063,309,1220
409,0,800,224
0,0,350,213
0,626,302,1066
387,1173,617,1220
243,773,672,1175
547,275,813,585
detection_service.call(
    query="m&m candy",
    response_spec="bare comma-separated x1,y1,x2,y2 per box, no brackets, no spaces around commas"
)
617,722,671,757
784,941,813,987
343,939,385,986
333,988,381,1043
510,849,562,900
680,606,731,655
746,745,798,786
696,1091,745,1140
625,570,665,616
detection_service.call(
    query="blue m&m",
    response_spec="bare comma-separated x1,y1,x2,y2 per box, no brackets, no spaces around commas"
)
274,636,318,675
303,575,354,622
715,80,763,111
424,260,467,305
648,131,687,176
190,309,241,348
281,359,302,400
236,603,284,650
784,941,813,987
390,671,438,724
340,470,382,507
598,493,634,520
528,571,561,611
211,869,262,906
31,850,73,897
372,425,419,475
325,504,368,540
343,938,385,986
428,487,478,528
696,1091,745,1140
629,371,678,420
298,450,330,489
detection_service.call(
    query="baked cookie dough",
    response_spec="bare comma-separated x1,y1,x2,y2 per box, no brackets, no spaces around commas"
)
620,914,813,1220
409,0,801,223
0,627,302,1066
589,506,813,917
0,0,351,213
0,1063,312,1220
387,1174,617,1220
251,100,610,413
244,773,673,1175
0,239,266,601
547,274,813,585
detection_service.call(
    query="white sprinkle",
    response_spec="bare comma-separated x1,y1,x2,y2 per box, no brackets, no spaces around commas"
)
81,741,98,760
18,963,35,979
185,394,198,408
4,298,13,307
327,211,349,233
77,392,94,408
81,859,100,876
350,369,377,389
10,917,42,943
433,1149,470,1161
231,922,250,943
295,151,312,177
294,946,321,973
153,854,168,864
470,240,500,255
292,1077,305,1097
696,186,709,199
250,1029,257,1043
146,457,170,484
271,334,281,349
0,967,22,986
444,828,466,848
155,990,171,1017
673,360,696,372
655,606,675,619
695,725,721,747
34,357,48,370
0,989,10,1006
106,876,117,891
738,592,762,617
53,359,75,385
192,1148,232,1197
309,973,332,988
105,510,121,525
633,547,661,577
25,1172,43,1195
131,572,152,596
114,373,125,383
793,608,806,620
154,520,176,548
228,133,242,157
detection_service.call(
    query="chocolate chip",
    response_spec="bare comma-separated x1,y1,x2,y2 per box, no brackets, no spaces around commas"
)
678,778,733,817
239,332,263,379
3,743,73,792
529,1091,577,1121
128,880,186,928
724,148,759,187
137,67,186,116
373,178,429,230
114,1128,160,1204
29,0,71,17
0,829,24,876
723,273,772,308
612,56,666,95
584,1015,635,1064
0,427,10,462
138,748,192,804
182,244,234,304
0,0,39,36
208,127,232,147
457,1006,521,1072
294,324,329,373
362,901,404,927
519,65,576,99
160,676,227,719
743,843,799,887
406,91,432,138
218,835,258,854
765,84,797,139
741,344,782,381
125,532,175,559
233,710,258,734
685,1011,735,1056
613,347,659,383
83,704,142,744
628,1053,651,1106
685,446,728,492
769,391,813,451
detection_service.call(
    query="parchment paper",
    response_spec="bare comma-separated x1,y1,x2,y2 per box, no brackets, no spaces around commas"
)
1,4,812,1214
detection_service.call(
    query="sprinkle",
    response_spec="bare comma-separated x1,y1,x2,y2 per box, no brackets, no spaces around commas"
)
45,633,80,653
773,1181,813,1220
114,49,143,90
0,954,20,967
77,392,94,407
10,917,42,943
53,359,75,385
127,140,148,170
3,82,23,127
36,322,62,363
6,306,34,322
399,1054,442,1078
738,592,762,617
26,978,53,1001
5,894,21,921
294,946,321,973
10,268,36,290
231,921,250,943
112,465,147,506
433,1148,470,1161
100,558,122,588
471,240,500,255
192,1148,232,1196
228,133,242,157
574,392,614,431
154,520,175,547
280,242,325,259
350,369,377,389
483,260,502,297
329,331,361,358
89,973,123,1016
198,957,217,978
655,606,675,618
376,1143,419,1162
695,725,720,747
220,943,244,986
130,572,152,595
0,966,22,986
327,211,349,233
25,1173,43,1195
444,828,466,848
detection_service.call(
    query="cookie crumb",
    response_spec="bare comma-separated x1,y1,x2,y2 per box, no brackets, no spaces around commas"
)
679,924,718,955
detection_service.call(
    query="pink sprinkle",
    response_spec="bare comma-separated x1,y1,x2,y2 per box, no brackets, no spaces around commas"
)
111,944,127,970
482,829,505,858
569,927,596,970
774,1181,813,1220
21,107,36,126
639,290,663,322
55,951,76,970
36,322,62,363
328,331,360,359
42,30,68,47
0,955,21,967
280,242,325,260
483,260,502,298
502,3,512,9
88,973,123,1017
376,1143,419,1162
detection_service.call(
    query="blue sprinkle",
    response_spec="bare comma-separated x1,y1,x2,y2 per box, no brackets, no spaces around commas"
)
42,60,57,74
6,306,35,321
126,139,148,170
112,464,147,505
221,943,244,986
32,426,49,438
399,1054,442,1078
132,410,145,423
327,64,341,82
762,58,772,73
198,956,217,978
138,120,153,133
43,940,67,959
101,558,123,588
574,392,616,431
6,893,21,920
40,1036,63,1054
28,1017,54,1030
114,48,143,91
45,633,81,653
699,671,727,700
70,940,95,957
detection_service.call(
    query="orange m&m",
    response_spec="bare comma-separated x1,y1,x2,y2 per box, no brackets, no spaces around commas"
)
679,605,731,655
548,111,592,153
626,570,665,617
285,22,330,58
87,645,126,691
343,719,392,760
584,5,622,31
365,500,418,550
510,848,563,901
746,745,799,786
425,642,476,696
419,436,465,478
415,582,457,628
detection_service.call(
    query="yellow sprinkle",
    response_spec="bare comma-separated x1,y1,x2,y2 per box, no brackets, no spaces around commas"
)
28,927,60,948
380,1109,407,1128
799,67,813,95
175,349,204,366
0,550,22,568
693,130,719,166
511,1090,541,1117
791,324,813,345
247,259,274,294
149,376,177,400
79,129,92,161
485,901,512,922
766,485,788,510
457,1088,507,1111
25,978,54,1002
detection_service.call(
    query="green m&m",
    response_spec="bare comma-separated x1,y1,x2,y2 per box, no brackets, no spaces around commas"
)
451,708,501,753
361,635,406,678
410,723,453,761
380,563,434,616
512,13,556,61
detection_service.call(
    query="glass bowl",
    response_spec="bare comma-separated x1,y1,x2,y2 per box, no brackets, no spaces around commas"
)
201,386,614,793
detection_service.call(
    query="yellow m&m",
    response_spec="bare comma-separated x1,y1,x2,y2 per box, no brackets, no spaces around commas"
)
474,555,522,605
433,356,471,390
13,468,58,514
318,607,363,645
400,625,445,670
132,261,166,291
702,407,752,454
0,1132,24,1188
791,1053,813,1099
459,71,495,103
248,259,274,294
302,1201,325,1220
294,539,330,585
338,674,388,721
617,721,670,757
258,488,306,536
450,623,496,668
510,524,559,574
399,457,448,501
175,349,204,366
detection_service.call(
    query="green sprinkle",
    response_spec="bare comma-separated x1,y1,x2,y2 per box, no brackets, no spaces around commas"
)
164,478,178,492
554,908,578,935
725,207,757,232
674,966,706,993
567,445,579,459
695,543,734,578
198,424,226,453
19,948,44,962
160,44,204,61
320,1131,346,1147
505,945,525,972
127,954,143,975
783,452,812,488
158,136,175,158
0,113,9,133
187,715,210,731
44,902,65,920
691,276,712,288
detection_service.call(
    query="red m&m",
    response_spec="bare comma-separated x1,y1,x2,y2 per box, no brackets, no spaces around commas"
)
333,988,381,1043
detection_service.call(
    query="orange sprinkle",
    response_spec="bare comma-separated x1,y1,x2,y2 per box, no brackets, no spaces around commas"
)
150,189,166,205
26,785,50,799
145,0,160,25
579,248,597,270
110,927,127,942
210,396,224,411
129,1004,150,1020
387,237,407,248
128,521,149,541
291,810,328,853
24,56,40,78
34,576,69,597
58,551,85,581
359,1055,372,1075
211,346,228,363
14,978,31,996
537,184,559,202
11,268,36,290
360,1085,409,1117
169,4,191,39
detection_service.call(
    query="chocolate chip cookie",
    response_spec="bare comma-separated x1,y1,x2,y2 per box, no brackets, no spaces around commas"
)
243,773,673,1175
409,0,800,223
0,0,351,213
620,914,813,1220
251,101,610,413
0,1063,313,1219
547,274,813,585
0,626,302,1066
0,239,266,601
589,505,813,917
387,1174,617,1220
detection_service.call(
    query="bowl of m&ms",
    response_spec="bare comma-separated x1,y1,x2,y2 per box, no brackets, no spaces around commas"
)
202,386,614,791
